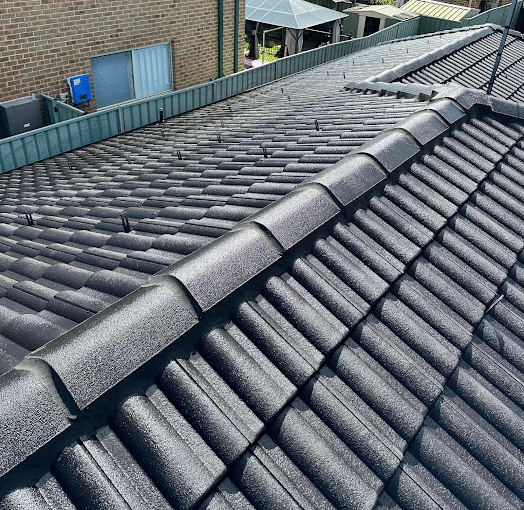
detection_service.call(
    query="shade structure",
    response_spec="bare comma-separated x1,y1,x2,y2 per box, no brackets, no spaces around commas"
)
246,0,347,30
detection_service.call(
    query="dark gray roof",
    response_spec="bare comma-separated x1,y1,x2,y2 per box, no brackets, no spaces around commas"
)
0,27,486,375
2,24,524,510
377,27,524,102
2,82,524,509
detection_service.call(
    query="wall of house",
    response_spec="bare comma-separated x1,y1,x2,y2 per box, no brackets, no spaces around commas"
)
0,0,245,112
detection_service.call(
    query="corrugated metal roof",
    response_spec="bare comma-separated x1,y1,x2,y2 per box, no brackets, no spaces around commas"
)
245,0,347,29
344,4,419,21
402,0,477,20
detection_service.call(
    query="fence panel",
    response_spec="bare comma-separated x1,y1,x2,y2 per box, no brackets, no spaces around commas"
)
56,101,85,122
42,95,59,125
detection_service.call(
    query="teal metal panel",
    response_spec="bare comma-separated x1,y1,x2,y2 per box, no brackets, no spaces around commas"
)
56,125,72,153
56,101,84,122
42,95,59,125
0,141,15,173
34,132,50,161
10,139,27,170
22,137,38,164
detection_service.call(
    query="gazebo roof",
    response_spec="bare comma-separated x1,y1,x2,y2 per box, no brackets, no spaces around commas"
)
246,0,347,30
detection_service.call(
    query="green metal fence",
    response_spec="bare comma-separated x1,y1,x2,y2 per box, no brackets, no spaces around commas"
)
41,95,85,125
418,1,521,34
0,17,424,174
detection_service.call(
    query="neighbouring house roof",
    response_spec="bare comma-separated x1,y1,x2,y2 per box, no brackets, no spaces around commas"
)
2,24,524,510
245,0,347,29
402,0,478,20
344,4,419,21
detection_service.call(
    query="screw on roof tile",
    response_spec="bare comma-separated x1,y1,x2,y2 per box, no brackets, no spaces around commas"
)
126,155,131,164
120,214,131,233
327,71,329,76
343,73,346,79
25,213,34,226
159,108,164,123
263,147,268,158
281,88,284,93
217,132,222,143
177,150,182,160
315,120,320,131
161,130,165,137
221,119,225,128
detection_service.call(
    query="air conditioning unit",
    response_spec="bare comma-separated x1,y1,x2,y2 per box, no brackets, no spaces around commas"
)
0,96,43,138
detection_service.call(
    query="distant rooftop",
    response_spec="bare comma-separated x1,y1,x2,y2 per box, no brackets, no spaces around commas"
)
344,4,419,21
402,0,478,20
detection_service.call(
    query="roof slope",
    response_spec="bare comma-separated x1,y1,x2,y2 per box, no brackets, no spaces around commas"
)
344,5,418,21
0,27,488,374
2,83,524,509
387,28,524,102
402,0,477,21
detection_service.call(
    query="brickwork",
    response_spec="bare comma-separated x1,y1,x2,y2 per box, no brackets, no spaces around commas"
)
0,0,244,112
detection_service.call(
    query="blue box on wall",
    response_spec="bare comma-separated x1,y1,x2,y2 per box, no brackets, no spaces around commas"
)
68,74,92,104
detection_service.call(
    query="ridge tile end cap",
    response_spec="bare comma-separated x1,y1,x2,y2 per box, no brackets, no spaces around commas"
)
432,85,490,111
304,153,386,207
237,185,340,250
0,368,70,476
353,128,420,173
395,109,449,145
489,96,524,119
163,226,282,312
30,282,199,410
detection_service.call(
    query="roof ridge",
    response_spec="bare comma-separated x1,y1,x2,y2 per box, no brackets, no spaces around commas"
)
370,24,495,83
0,82,519,482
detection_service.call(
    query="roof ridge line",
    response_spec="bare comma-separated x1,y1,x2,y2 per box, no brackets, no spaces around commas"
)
0,79,514,480
369,24,496,84
347,80,524,121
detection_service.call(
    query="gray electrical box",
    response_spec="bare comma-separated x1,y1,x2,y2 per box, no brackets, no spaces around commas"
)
0,96,43,138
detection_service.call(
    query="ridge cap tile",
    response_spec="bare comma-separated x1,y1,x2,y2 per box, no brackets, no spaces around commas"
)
0,367,70,477
353,128,421,174
234,185,341,251
29,281,199,409
302,153,386,208
157,225,283,312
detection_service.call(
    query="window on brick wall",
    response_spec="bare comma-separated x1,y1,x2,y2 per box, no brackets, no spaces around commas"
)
91,43,172,109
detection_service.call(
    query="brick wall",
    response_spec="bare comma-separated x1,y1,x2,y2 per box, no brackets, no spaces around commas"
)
0,0,245,112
